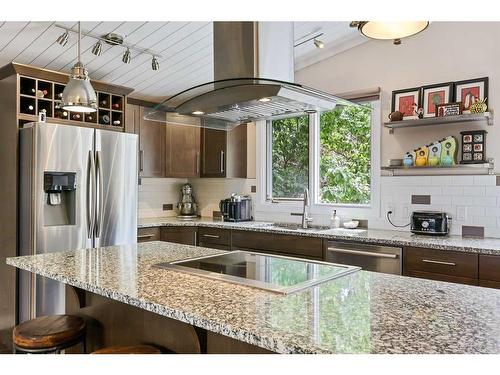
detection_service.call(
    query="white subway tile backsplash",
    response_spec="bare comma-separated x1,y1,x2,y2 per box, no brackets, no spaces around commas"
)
466,206,485,216
463,186,486,196
485,186,500,196
473,175,496,186
446,186,464,196
452,196,473,206
451,176,475,186
472,196,497,207
431,196,452,205
430,176,453,186
473,216,497,228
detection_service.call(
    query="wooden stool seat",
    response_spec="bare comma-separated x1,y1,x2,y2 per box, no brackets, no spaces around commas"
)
13,315,86,353
92,345,162,354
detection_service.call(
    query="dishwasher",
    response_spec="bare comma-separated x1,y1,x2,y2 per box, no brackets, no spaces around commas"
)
325,240,402,275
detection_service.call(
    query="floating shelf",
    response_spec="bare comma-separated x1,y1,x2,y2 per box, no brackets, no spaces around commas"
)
384,111,493,133
381,161,495,176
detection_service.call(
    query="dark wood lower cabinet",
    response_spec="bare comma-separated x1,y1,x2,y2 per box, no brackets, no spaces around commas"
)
197,227,231,250
160,227,197,246
479,254,500,289
137,227,161,242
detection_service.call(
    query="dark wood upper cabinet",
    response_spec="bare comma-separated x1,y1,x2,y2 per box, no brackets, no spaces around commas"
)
201,127,227,178
138,106,166,178
165,123,200,178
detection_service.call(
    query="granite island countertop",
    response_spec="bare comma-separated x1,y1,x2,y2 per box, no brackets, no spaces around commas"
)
138,217,500,255
7,241,500,354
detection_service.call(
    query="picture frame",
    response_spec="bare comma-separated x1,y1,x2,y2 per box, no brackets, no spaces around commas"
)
421,82,454,118
454,77,488,114
436,102,462,117
391,87,420,119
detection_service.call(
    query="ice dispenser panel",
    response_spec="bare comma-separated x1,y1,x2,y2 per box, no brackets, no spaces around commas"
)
43,172,77,226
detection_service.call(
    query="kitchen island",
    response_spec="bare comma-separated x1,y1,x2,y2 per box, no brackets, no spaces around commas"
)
7,241,500,354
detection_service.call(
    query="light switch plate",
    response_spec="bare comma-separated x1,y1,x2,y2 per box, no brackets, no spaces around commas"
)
163,204,173,211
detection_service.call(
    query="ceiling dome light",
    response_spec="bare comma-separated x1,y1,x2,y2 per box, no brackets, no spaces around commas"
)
151,56,160,71
56,30,69,46
91,40,102,56
258,97,272,102
352,21,429,45
61,22,97,113
192,111,205,115
122,48,131,64
313,38,324,49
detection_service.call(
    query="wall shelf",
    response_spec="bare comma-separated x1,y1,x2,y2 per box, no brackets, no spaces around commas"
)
384,111,493,133
381,161,495,176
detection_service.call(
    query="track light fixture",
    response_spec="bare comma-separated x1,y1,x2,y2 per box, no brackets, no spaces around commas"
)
122,48,131,64
54,24,163,71
151,56,160,71
91,40,102,56
56,31,69,46
313,38,325,49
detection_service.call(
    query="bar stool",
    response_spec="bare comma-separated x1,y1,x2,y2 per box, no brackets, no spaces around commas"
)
13,315,86,354
91,345,162,354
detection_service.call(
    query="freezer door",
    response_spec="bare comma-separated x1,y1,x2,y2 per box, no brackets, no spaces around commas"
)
94,130,138,247
19,122,95,321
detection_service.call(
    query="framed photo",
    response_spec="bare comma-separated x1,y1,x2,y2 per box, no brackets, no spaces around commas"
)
391,87,420,119
436,102,462,117
422,82,454,117
454,77,488,114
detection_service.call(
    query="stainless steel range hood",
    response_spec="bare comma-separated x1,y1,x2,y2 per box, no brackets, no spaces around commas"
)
146,22,349,127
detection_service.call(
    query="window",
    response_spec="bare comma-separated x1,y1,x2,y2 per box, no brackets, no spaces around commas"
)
266,101,375,206
319,103,372,205
269,115,309,199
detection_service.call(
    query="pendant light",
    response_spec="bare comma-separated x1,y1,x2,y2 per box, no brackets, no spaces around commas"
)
61,22,97,113
351,21,429,45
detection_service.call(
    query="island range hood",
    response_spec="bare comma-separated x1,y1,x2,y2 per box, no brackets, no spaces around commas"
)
146,22,349,127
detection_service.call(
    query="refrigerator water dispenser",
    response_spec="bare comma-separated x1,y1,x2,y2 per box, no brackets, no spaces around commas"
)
43,171,76,226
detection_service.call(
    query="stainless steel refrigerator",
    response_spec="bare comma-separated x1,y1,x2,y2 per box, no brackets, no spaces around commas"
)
18,122,138,322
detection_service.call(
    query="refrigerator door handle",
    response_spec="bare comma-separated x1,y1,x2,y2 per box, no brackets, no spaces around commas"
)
86,150,96,239
95,150,104,238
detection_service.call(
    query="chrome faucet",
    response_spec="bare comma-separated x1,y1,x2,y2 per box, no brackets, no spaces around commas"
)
291,188,313,229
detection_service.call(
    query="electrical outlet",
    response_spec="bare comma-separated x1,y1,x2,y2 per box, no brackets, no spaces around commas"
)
457,206,467,221
163,204,173,211
386,204,396,217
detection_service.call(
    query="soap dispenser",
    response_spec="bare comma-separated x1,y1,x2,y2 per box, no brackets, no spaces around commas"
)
330,210,341,229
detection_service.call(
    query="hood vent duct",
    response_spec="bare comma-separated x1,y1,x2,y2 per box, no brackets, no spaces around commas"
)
146,22,349,128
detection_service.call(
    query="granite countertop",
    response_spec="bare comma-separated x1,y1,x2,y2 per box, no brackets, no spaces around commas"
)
7,241,500,354
139,217,500,255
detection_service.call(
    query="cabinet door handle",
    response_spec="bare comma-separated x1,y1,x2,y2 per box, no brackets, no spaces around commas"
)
203,234,220,239
137,234,155,239
196,152,200,174
139,150,144,172
421,259,456,266
220,150,225,173
327,247,398,259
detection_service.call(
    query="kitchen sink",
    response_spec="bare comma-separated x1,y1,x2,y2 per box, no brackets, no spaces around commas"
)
267,223,330,231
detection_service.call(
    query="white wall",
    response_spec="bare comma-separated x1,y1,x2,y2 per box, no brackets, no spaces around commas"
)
295,22,500,168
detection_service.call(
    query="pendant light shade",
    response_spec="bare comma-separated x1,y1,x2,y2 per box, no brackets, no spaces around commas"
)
352,21,429,45
61,22,97,113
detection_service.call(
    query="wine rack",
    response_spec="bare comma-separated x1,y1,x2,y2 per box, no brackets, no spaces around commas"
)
17,75,125,130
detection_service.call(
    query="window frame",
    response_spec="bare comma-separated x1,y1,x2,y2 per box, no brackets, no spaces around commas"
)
257,99,381,218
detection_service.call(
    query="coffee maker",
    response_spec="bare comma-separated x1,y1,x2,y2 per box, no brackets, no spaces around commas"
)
219,194,253,222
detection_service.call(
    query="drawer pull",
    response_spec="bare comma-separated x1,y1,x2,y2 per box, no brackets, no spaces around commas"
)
327,247,398,259
138,234,155,239
421,259,456,266
203,234,220,239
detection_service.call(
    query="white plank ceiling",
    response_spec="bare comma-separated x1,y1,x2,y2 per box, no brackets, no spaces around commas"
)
0,21,365,102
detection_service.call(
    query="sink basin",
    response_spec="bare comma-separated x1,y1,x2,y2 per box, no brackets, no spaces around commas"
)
268,223,330,231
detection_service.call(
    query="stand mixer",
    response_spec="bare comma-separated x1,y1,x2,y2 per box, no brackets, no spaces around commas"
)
177,183,198,220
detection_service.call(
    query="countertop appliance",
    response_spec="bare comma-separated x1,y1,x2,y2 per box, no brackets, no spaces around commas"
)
410,211,450,236
220,194,252,222
154,250,359,294
19,122,138,322
177,183,198,220
325,241,402,275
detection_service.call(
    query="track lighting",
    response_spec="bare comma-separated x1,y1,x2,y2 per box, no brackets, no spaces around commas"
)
313,38,324,49
56,31,69,46
122,48,131,64
151,56,160,71
91,41,102,56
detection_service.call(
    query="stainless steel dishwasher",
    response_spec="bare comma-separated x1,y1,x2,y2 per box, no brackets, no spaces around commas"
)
325,241,402,275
